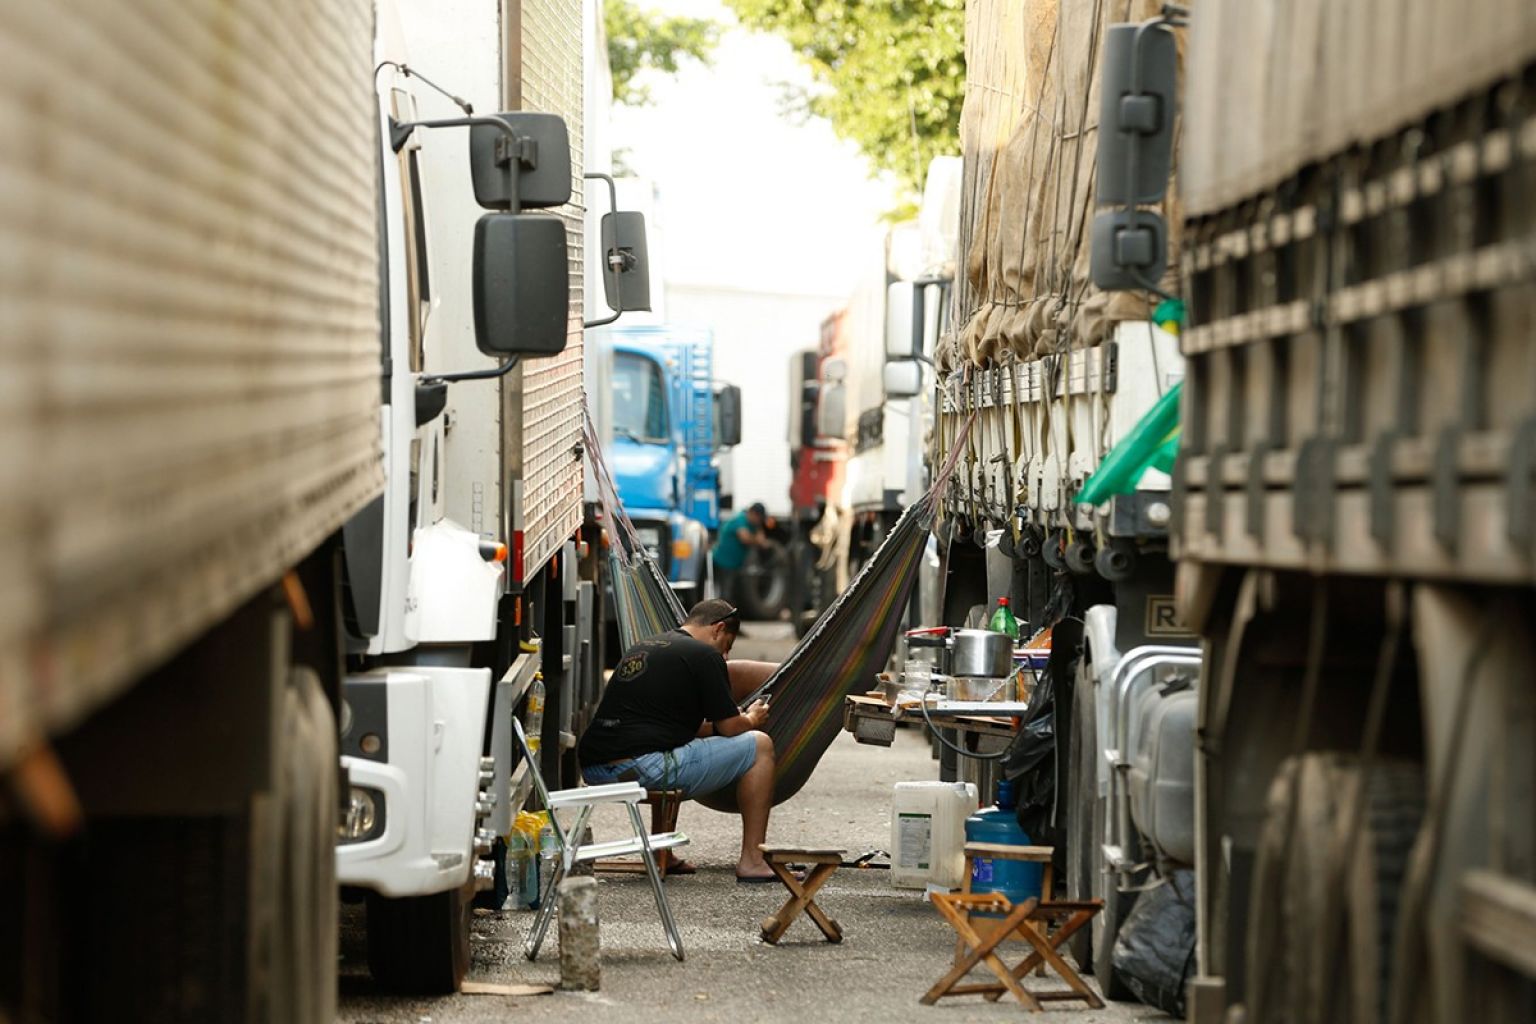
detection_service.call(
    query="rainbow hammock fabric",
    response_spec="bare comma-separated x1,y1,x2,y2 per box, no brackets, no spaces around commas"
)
584,405,972,812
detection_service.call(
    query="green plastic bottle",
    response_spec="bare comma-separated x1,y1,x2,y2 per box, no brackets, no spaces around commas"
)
987,597,1020,640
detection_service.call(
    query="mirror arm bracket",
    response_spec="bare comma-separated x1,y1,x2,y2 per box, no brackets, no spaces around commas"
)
582,172,626,328
389,114,526,210
421,356,520,386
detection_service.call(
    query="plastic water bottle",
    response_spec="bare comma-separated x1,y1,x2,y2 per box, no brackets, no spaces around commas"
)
503,827,532,911
537,818,559,903
524,673,546,755
987,597,1020,640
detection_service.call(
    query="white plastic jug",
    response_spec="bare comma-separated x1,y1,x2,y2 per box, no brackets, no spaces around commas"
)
890,781,979,889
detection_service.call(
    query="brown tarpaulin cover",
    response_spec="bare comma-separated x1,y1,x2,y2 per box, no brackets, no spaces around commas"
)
946,0,1180,370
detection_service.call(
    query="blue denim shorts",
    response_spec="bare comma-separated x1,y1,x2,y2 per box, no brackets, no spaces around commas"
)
582,733,758,798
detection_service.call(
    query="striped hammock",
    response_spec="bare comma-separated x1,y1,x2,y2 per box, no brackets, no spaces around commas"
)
585,401,973,811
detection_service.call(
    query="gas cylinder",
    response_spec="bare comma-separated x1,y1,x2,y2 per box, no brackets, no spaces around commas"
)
964,778,1043,910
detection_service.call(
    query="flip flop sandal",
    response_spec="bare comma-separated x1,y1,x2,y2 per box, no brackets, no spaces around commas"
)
734,873,780,885
664,859,698,876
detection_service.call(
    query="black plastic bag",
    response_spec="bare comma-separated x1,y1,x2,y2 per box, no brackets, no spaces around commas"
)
1111,867,1197,1016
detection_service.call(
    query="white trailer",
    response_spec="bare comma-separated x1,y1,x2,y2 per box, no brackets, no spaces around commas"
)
334,0,641,994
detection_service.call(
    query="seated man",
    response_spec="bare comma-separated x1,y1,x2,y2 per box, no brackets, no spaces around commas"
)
579,599,778,882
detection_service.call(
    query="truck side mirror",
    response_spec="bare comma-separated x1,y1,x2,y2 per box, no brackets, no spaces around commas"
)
714,385,742,448
1096,22,1177,205
468,112,572,210
883,360,923,399
1091,208,1169,290
886,279,947,360
583,173,652,326
1090,18,1179,294
599,211,652,314
473,213,570,356
886,281,917,359
816,358,848,441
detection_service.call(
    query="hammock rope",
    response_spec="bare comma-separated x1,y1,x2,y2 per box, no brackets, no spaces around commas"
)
587,397,977,811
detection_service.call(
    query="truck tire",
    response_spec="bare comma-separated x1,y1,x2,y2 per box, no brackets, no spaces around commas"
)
13,661,340,1023
1065,657,1098,970
365,884,472,994
739,537,789,620
270,669,340,1023
1245,754,1425,1024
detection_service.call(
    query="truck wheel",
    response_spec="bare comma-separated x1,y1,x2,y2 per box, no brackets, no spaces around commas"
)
365,884,472,994
1245,754,1425,1024
271,669,340,1022
739,537,789,620
1065,657,1097,970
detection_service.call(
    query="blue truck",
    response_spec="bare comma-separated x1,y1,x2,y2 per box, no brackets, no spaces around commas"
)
602,324,740,608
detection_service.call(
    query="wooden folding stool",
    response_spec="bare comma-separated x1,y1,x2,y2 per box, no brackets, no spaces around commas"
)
758,846,845,944
920,842,1103,1011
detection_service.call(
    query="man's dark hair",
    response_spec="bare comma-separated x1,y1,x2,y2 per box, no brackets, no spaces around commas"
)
748,502,767,518
685,598,741,632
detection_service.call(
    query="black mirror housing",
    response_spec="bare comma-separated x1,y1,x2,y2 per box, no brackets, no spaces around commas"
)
600,211,652,312
715,385,742,448
469,112,572,211
1096,23,1177,205
1090,209,1168,291
473,213,570,356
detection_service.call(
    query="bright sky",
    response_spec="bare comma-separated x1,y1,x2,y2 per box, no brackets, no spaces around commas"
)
609,0,898,296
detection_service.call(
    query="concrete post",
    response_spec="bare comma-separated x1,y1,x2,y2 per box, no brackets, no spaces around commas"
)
558,876,600,991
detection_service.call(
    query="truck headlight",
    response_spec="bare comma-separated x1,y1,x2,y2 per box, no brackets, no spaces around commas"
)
338,786,385,844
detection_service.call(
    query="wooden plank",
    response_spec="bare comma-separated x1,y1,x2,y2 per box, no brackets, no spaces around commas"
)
963,842,1054,861
1460,870,1536,979
761,846,846,861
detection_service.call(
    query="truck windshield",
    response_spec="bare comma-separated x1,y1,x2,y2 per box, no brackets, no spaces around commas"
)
612,352,668,443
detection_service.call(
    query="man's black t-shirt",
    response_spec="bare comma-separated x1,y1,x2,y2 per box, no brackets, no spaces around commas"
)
577,629,739,765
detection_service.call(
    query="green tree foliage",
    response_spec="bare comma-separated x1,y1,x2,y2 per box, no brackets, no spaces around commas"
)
724,0,965,195
606,0,722,107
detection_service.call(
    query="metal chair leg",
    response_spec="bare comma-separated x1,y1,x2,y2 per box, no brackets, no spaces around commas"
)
626,801,684,961
524,855,566,961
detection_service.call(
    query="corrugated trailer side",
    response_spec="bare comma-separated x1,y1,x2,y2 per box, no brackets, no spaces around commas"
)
0,0,382,773
1177,2,1536,1021
1,2,379,1019
508,0,587,581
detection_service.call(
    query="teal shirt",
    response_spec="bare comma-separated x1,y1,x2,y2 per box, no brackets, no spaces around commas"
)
712,511,758,570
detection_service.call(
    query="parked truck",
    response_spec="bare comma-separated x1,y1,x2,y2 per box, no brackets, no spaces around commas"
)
920,0,1200,1002
1154,2,1536,1022
0,2,384,1020
1,0,649,1014
336,0,653,995
598,325,739,609
792,163,961,637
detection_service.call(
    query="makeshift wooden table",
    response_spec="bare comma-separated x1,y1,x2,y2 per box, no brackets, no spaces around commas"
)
757,846,845,944
920,842,1103,1011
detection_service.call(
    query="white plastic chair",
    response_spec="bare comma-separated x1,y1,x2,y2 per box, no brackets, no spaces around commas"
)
512,718,689,961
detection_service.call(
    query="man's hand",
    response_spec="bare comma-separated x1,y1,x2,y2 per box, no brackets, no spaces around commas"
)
716,698,771,737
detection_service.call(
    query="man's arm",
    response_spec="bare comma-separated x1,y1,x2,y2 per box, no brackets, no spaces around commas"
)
713,700,769,737
734,524,766,547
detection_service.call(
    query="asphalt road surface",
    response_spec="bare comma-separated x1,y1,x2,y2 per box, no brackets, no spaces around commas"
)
338,621,1170,1024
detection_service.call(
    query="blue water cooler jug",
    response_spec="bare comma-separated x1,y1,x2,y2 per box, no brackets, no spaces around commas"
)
965,779,1043,910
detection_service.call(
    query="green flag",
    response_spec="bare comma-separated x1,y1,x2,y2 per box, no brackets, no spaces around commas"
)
1075,380,1181,506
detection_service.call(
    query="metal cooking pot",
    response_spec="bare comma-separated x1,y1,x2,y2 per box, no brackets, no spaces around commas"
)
950,629,1013,678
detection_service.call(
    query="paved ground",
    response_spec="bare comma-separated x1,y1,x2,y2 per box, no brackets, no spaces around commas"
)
338,622,1169,1023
